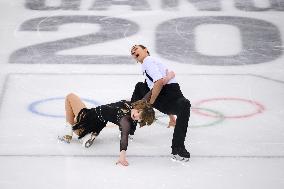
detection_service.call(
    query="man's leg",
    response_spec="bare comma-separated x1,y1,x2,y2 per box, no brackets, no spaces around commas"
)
171,97,191,159
131,82,150,102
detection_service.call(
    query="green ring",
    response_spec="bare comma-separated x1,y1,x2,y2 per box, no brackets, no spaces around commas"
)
156,107,225,128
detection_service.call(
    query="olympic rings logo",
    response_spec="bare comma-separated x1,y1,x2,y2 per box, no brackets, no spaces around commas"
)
156,97,265,128
193,97,265,119
28,97,265,128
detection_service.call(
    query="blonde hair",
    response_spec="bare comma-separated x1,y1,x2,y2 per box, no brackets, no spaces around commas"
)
131,99,156,127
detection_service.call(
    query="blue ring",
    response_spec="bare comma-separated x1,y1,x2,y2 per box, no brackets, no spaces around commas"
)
28,97,100,118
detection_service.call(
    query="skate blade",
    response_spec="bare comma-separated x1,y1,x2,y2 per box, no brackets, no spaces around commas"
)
171,155,190,163
57,136,71,144
82,133,97,148
84,139,94,148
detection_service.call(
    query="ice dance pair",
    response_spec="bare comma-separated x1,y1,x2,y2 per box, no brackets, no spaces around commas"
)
59,44,191,165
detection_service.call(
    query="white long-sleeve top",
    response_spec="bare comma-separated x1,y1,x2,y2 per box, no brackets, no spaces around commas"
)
141,56,177,89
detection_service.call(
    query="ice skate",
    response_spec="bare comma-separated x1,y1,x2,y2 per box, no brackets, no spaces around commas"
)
171,147,190,162
81,132,98,148
58,135,72,143
58,123,74,143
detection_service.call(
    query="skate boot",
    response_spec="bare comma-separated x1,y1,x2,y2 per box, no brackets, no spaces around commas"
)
171,147,190,162
81,132,98,148
58,123,74,143
58,135,73,143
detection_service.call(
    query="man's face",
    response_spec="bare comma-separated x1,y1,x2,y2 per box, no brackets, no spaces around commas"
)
130,45,148,63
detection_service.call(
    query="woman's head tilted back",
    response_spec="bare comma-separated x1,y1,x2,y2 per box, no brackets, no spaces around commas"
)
131,99,156,127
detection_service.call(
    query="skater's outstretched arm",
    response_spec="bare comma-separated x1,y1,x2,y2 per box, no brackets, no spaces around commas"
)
116,116,132,166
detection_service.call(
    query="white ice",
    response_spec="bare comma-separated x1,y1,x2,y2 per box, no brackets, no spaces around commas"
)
0,0,284,189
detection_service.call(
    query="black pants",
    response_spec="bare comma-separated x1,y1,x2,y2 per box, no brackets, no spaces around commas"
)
131,82,191,149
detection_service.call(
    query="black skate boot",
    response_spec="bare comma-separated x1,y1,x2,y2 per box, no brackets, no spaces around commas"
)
171,147,190,162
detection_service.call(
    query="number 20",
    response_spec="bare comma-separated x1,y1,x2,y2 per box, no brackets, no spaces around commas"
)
9,15,282,66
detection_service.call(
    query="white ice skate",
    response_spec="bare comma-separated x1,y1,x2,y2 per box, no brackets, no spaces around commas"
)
58,123,74,143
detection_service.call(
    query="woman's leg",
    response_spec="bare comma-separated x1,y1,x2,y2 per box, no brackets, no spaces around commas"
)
59,93,87,143
65,93,86,125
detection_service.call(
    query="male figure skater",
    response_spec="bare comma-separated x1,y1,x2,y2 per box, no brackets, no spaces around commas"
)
130,45,191,161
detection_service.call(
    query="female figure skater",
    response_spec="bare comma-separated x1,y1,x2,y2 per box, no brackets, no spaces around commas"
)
59,93,155,166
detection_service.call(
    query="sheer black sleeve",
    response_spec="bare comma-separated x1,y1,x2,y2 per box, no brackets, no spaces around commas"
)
143,90,152,102
119,116,131,151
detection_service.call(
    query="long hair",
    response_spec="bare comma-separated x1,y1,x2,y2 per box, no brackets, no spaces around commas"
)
131,99,156,127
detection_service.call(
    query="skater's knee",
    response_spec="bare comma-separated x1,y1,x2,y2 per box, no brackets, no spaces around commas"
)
66,93,78,100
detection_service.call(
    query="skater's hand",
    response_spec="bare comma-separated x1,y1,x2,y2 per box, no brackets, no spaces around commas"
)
116,150,129,166
163,69,175,85
166,69,175,79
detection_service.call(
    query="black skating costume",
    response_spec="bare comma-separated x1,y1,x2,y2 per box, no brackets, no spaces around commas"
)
72,100,138,151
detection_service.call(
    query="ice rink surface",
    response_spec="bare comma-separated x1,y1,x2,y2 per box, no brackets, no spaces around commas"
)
0,0,284,189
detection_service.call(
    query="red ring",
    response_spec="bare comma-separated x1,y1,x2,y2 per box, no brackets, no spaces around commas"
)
192,97,265,119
